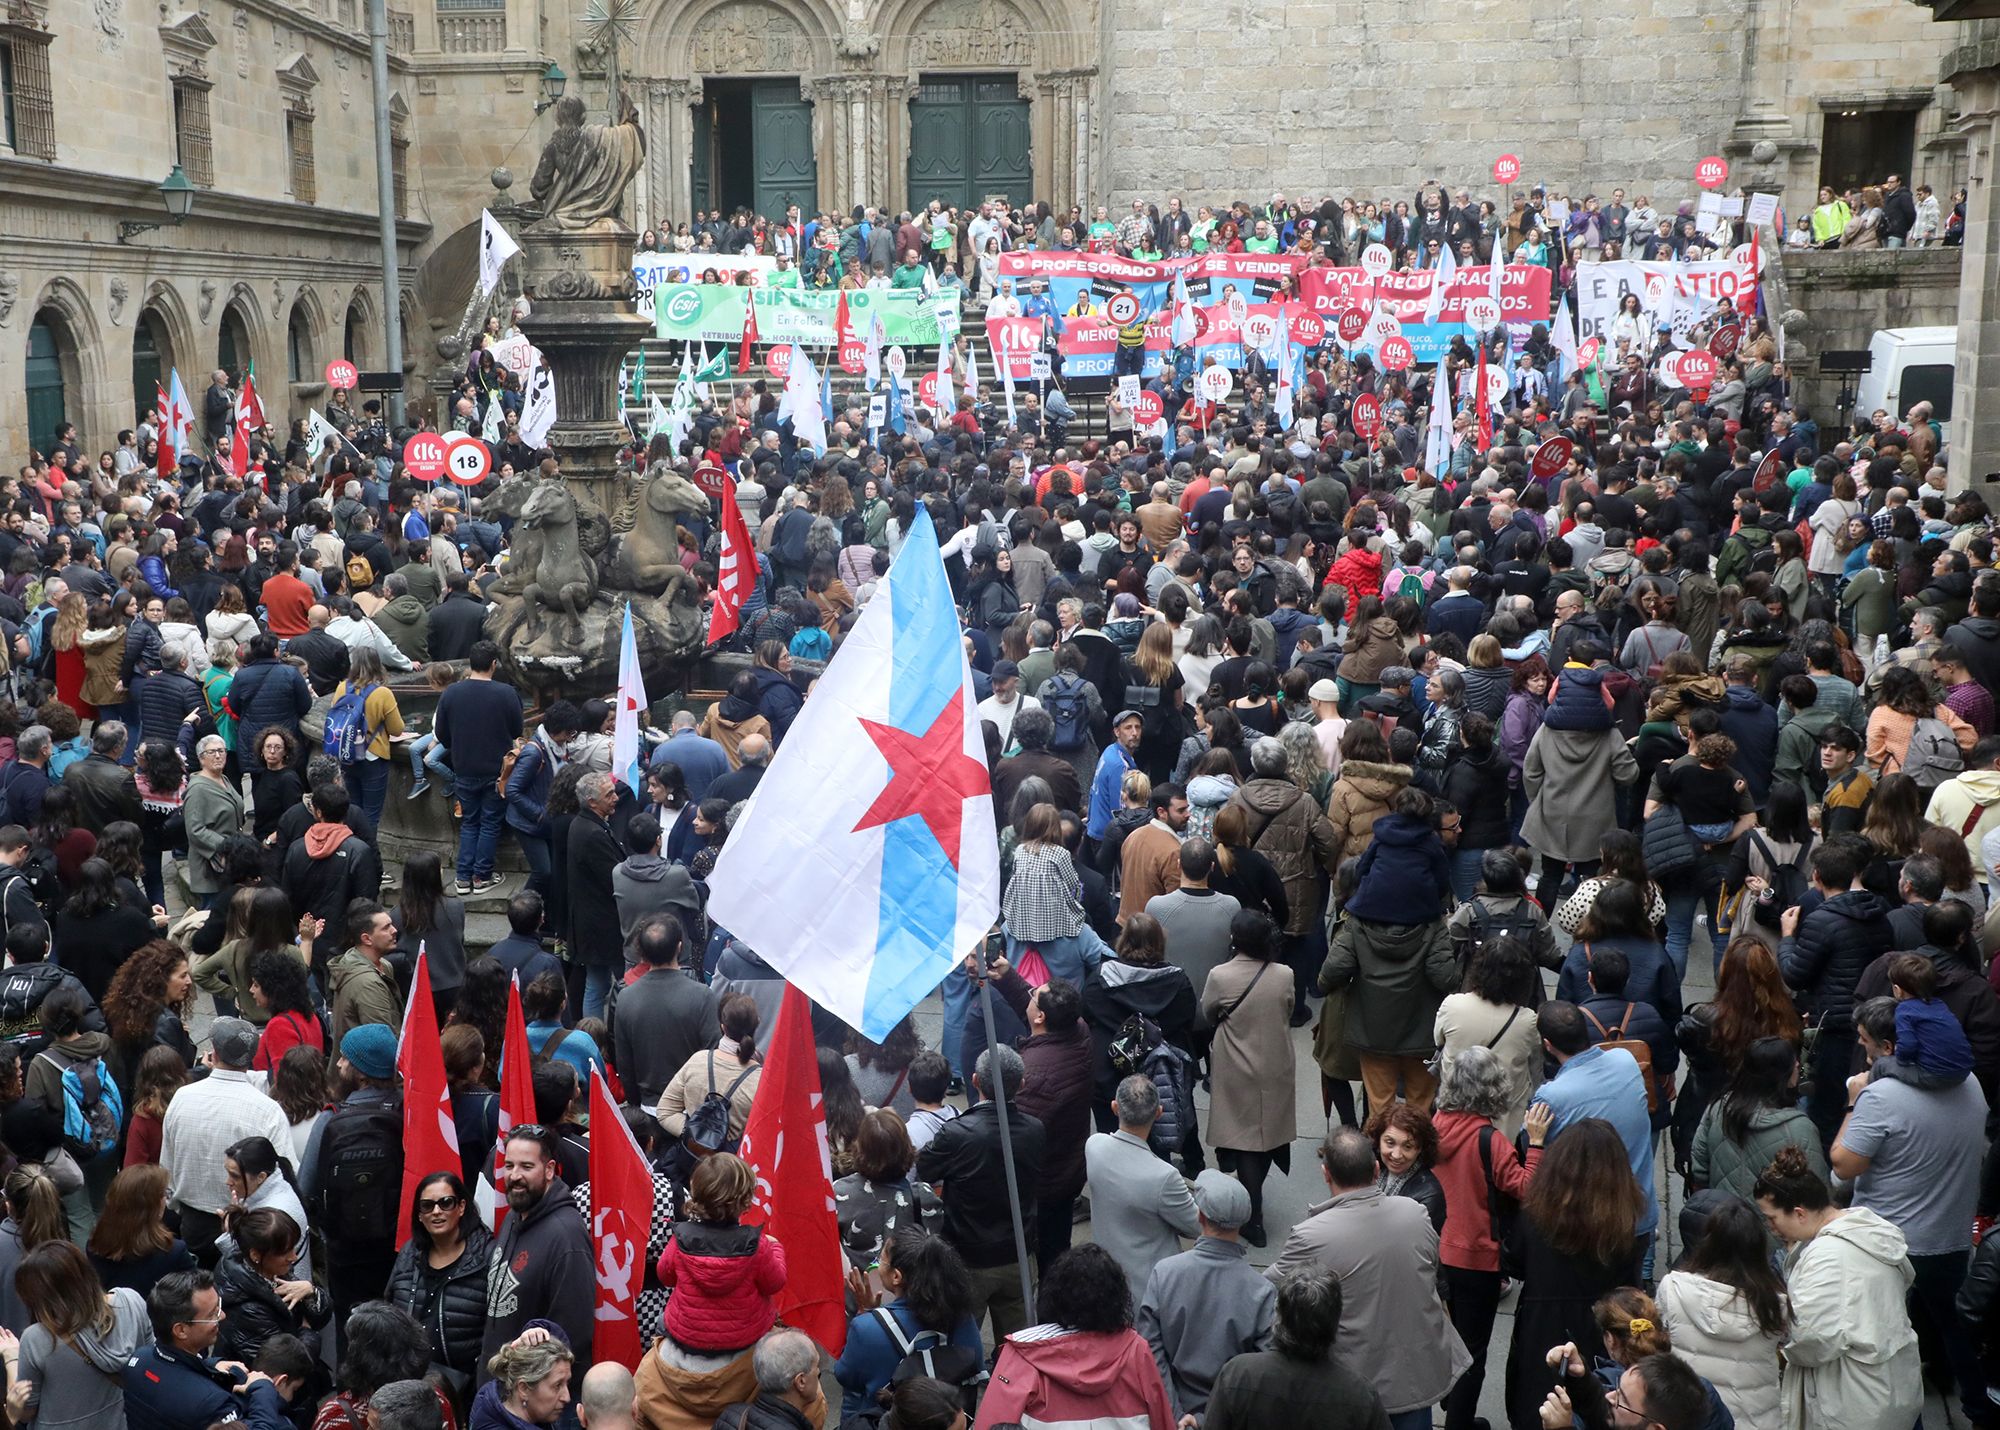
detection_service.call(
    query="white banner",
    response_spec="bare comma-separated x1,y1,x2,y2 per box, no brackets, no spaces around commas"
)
479,210,523,298
487,333,543,379
632,253,788,311
519,363,559,447
1573,258,1757,349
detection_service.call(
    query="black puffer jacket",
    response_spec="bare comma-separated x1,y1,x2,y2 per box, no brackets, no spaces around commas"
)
135,669,205,745
1778,890,1893,1028
214,1251,332,1364
386,1220,495,1377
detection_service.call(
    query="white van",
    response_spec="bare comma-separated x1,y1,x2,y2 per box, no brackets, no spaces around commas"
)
1851,326,1955,433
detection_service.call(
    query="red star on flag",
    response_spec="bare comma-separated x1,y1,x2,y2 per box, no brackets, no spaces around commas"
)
852,689,988,870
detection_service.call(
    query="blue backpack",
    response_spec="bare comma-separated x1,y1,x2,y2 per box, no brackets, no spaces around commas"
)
1043,673,1090,751
323,682,381,765
38,1052,122,1161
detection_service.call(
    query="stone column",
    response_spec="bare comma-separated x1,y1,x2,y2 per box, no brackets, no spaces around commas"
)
1034,69,1095,213
643,78,701,228
802,73,901,215
1944,49,2000,493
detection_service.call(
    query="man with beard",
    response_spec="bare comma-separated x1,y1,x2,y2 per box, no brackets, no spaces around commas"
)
481,1125,595,1374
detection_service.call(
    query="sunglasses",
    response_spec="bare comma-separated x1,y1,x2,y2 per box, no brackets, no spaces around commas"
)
417,1195,463,1213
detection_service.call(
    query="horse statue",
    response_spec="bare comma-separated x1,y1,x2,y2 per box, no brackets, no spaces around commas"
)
608,460,711,602
519,480,598,627
485,475,545,596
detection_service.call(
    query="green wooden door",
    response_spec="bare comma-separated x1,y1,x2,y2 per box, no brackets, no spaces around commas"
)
25,319,65,456
907,75,1030,213
750,80,815,219
132,313,164,421
691,99,712,216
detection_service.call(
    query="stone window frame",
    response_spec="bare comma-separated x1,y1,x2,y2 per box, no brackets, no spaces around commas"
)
0,0,57,162
389,92,409,218
277,51,320,204
160,12,218,186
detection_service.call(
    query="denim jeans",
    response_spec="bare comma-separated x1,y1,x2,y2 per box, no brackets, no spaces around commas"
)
406,731,453,787
582,963,615,1022
515,829,553,897
1663,855,1729,978
455,776,505,883
349,757,389,831
1449,846,1486,904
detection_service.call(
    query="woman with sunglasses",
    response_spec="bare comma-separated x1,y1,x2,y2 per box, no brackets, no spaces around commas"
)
385,1170,494,1396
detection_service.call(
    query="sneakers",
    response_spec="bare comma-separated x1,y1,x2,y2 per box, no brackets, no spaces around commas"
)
453,879,474,896
470,875,498,894
407,779,430,799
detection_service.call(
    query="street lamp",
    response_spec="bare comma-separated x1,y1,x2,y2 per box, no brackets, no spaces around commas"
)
117,165,197,244
535,62,568,114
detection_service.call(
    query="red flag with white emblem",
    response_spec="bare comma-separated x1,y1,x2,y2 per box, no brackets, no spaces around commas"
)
230,370,267,482
586,1067,652,1368
475,974,538,1232
394,950,460,1248
739,984,847,1353
707,472,756,645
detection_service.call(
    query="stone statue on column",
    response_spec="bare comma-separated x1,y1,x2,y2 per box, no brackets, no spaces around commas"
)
526,92,647,231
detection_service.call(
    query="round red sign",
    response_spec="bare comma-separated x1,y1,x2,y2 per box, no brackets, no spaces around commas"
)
1293,313,1325,346
1530,437,1574,479
838,340,866,375
1132,391,1164,426
1695,156,1729,190
444,433,492,487
918,371,943,409
402,433,449,482
1752,450,1783,495
1709,324,1741,359
1577,336,1602,369
1336,310,1368,344
1378,336,1415,372
1678,350,1717,390
324,359,359,391
765,344,793,378
1351,393,1382,440
1492,154,1522,186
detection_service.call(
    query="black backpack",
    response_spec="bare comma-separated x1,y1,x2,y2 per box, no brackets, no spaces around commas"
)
1747,832,1811,930
318,1100,403,1247
868,1306,985,1415
1465,899,1538,957
683,1051,758,1158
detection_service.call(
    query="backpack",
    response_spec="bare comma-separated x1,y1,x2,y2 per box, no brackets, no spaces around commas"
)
682,1051,758,1158
1580,999,1663,1114
1396,568,1428,608
1745,540,1778,577
345,553,375,590
323,682,381,765
1108,1013,1194,1147
1746,832,1810,931
40,1052,122,1161
1043,673,1090,752
318,1101,403,1247
498,737,533,797
1465,898,1539,958
1898,717,1964,789
531,1026,574,1070
16,848,60,923
867,1307,985,1414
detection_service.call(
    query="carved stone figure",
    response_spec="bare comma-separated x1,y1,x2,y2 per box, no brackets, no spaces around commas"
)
518,480,598,623
907,0,1031,67
108,277,129,325
198,279,218,324
688,4,811,74
607,461,709,597
0,273,17,328
526,93,646,231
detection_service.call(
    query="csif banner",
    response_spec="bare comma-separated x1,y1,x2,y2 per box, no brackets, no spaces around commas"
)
653,283,960,347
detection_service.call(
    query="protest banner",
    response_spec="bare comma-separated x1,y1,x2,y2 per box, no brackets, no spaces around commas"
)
1296,264,1552,362
992,250,1309,318
655,284,958,346
1573,257,1758,346
633,252,791,309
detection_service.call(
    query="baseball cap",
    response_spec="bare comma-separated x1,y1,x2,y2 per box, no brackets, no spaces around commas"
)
209,1017,259,1069
991,659,1020,681
1113,709,1144,727
1192,1169,1251,1230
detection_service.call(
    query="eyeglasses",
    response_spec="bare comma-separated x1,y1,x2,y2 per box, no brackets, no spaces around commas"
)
417,1195,463,1213
185,1312,225,1325
1606,1391,1662,1429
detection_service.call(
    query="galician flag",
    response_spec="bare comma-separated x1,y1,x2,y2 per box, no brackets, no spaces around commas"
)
1423,244,1457,326
612,603,645,794
165,369,197,471
706,507,999,1037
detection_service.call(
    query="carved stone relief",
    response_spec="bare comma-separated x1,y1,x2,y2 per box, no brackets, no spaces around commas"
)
907,0,1031,68
687,3,811,74
198,279,218,324
109,277,129,325
231,9,248,76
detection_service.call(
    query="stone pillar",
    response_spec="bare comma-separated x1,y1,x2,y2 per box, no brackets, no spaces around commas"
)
1034,68,1095,213
1945,53,2000,492
642,78,702,228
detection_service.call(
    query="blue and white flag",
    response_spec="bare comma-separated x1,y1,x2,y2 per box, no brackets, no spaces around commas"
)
1423,245,1457,326
612,603,645,794
705,508,999,1037
1425,356,1453,477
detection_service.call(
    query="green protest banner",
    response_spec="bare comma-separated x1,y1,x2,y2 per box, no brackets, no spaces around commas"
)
653,284,959,346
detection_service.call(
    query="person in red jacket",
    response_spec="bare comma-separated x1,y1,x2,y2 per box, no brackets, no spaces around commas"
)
1431,1045,1552,1430
656,1151,788,1355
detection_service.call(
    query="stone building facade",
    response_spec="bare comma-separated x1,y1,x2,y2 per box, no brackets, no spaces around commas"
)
1,0,1991,464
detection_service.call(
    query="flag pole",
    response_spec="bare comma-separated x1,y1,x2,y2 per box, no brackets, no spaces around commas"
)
972,962,1036,1322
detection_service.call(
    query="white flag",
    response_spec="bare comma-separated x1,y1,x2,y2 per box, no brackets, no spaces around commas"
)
305,407,342,462
862,313,885,384
785,344,826,455
519,362,559,447
998,330,1017,427
1489,226,1506,308
478,209,523,298
963,341,978,408
1422,245,1457,326
481,390,504,444
1425,357,1453,477
1550,292,1579,374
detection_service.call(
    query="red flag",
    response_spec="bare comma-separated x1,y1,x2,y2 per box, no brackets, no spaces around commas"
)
586,1068,652,1369
155,384,172,478
1737,227,1760,321
1474,345,1493,450
739,985,847,1354
477,974,539,1232
395,951,460,1248
738,292,758,373
229,371,266,482
707,474,756,646
834,290,854,347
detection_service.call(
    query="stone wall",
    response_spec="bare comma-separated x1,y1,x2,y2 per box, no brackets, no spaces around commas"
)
1773,247,1961,423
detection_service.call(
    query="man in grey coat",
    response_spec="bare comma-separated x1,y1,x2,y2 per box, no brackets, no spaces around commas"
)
605,912,717,1110
1137,1170,1276,1422
1082,1075,1199,1300
611,813,704,955
1265,1125,1470,1427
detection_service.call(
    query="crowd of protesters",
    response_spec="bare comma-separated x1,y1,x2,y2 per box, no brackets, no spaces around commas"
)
0,164,1994,1430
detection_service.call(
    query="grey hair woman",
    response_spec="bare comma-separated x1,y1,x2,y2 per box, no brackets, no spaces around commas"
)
1434,1043,1514,1120
1277,721,1331,807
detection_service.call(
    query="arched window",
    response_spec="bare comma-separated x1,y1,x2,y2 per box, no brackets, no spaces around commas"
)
218,305,250,382
132,309,169,421
287,304,313,384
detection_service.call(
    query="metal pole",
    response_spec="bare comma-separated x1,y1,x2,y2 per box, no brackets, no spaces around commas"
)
974,970,1036,1323
365,0,407,429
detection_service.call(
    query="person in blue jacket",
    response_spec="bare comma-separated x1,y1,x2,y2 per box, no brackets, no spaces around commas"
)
832,1224,983,1418
122,1268,292,1430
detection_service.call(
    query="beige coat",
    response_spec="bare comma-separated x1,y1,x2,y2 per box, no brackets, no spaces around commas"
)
1327,759,1412,863
655,1047,762,1139
1200,954,1295,1153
